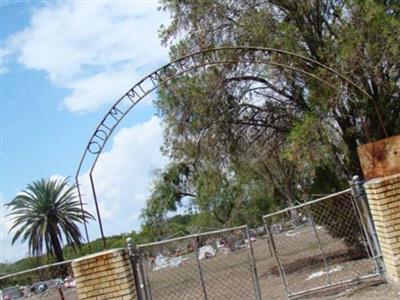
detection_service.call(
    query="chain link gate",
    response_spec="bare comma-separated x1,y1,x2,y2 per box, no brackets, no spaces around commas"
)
263,185,384,299
128,226,262,300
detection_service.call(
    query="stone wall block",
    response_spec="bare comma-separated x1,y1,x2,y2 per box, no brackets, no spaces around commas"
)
71,249,137,300
365,173,400,284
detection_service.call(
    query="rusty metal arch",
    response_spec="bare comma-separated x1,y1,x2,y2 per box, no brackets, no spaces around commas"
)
75,46,386,249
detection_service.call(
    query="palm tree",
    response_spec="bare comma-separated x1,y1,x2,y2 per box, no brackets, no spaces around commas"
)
6,178,94,262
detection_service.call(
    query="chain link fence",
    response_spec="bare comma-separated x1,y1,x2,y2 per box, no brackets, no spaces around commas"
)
1,185,385,300
131,225,262,300
0,261,78,300
250,228,286,300
263,189,382,298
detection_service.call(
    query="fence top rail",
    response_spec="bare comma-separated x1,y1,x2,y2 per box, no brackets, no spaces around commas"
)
0,259,73,281
137,225,248,249
263,188,352,220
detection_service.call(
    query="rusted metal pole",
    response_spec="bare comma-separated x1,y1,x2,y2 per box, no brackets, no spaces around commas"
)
193,238,208,300
264,218,290,297
127,238,144,300
57,288,65,300
245,226,262,300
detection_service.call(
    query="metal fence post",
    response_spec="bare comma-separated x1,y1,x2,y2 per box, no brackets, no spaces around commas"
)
245,226,263,300
193,237,208,300
351,175,384,274
138,258,152,300
264,218,291,297
127,238,144,300
57,287,65,300
263,223,274,258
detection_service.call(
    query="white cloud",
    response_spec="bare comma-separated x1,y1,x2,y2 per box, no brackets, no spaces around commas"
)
79,116,167,239
1,2,171,262
5,1,170,112
0,117,166,261
63,64,139,113
1,194,30,262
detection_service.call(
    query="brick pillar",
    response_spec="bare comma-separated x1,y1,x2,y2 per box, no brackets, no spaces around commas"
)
71,249,137,300
364,173,400,284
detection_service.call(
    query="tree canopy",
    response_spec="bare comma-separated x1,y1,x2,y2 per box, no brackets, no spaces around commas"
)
142,0,399,233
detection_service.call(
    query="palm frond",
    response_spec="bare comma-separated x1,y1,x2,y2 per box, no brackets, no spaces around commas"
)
5,177,94,262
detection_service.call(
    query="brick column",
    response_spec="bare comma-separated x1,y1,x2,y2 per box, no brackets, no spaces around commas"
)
364,173,400,284
71,249,137,300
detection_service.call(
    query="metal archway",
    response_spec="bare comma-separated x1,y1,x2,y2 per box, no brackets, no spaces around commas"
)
75,46,386,249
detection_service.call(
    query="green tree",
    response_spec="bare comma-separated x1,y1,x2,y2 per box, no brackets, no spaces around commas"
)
141,162,195,240
6,178,94,262
158,0,399,178
140,0,399,240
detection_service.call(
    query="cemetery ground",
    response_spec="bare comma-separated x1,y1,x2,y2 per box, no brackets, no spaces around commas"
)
19,228,400,300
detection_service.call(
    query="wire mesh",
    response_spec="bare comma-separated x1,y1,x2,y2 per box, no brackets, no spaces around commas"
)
251,227,286,300
263,190,381,298
136,226,261,300
0,261,78,300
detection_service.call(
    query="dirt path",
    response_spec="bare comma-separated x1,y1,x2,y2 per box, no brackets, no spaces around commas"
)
306,282,399,300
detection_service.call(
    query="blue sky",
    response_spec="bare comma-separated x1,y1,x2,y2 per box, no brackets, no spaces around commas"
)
1,0,171,262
